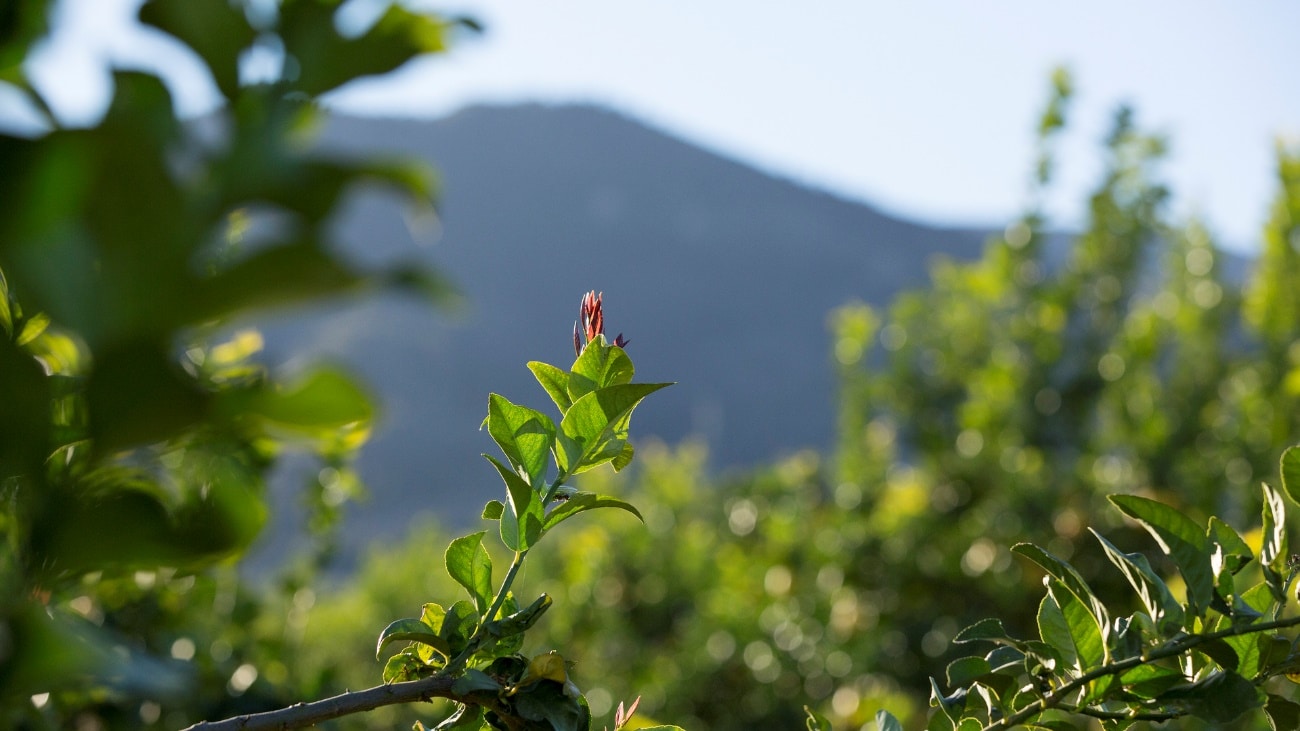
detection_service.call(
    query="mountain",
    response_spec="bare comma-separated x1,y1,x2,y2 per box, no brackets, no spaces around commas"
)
247,103,991,564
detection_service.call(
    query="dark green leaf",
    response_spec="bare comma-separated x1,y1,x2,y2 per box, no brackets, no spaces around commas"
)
383,649,429,683
138,0,255,98
1208,517,1253,573
1171,670,1264,722
946,656,991,687
528,361,572,413
482,500,504,520
1117,663,1185,699
954,618,1014,644
237,366,374,432
485,594,552,640
434,703,482,731
1265,693,1300,731
446,531,494,616
1108,495,1215,617
439,600,479,655
452,669,501,695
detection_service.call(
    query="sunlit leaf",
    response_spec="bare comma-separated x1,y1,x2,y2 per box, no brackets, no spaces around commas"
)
446,531,493,616
1109,495,1215,617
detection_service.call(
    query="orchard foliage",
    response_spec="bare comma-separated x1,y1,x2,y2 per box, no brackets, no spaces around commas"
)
0,0,462,727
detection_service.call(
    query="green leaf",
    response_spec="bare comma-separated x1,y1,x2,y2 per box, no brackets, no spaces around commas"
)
1046,578,1107,670
946,656,991,687
875,709,904,731
1171,670,1264,722
484,454,543,552
138,0,255,98
487,393,555,488
1090,528,1185,635
1036,593,1076,668
482,500,504,520
452,668,501,695
954,618,1014,645
1208,516,1254,574
528,361,572,413
382,649,429,684
1109,495,1215,617
568,340,635,401
376,617,448,660
541,492,643,536
1281,446,1300,505
434,600,479,656
556,383,672,475
446,531,494,616
1012,543,1110,644
1117,663,1185,699
434,704,482,731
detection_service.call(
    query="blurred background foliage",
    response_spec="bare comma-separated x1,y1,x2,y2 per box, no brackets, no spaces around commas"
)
3,2,1300,731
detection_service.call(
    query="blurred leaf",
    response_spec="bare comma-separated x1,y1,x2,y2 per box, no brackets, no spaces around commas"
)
446,531,493,616
280,0,454,96
235,366,373,434
1109,495,1215,617
86,340,207,452
138,0,255,98
804,706,831,731
1266,693,1300,731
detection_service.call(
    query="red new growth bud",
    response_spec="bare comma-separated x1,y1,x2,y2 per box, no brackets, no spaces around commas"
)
574,290,629,356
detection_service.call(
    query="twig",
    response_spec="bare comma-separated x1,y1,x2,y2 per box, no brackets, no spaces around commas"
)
181,674,460,731
984,613,1300,731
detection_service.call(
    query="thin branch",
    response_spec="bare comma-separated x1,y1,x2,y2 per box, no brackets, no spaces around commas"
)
984,613,1300,731
181,674,459,731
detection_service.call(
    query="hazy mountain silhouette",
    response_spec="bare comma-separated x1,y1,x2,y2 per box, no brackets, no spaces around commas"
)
248,103,997,563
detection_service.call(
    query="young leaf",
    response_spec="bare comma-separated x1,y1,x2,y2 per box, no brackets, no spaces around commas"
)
1109,495,1215,617
1090,528,1185,634
487,393,555,488
439,600,480,656
541,492,644,536
482,500,504,520
528,361,572,412
1280,446,1300,506
376,617,449,660
446,531,494,616
568,340,634,401
484,593,552,640
484,454,543,551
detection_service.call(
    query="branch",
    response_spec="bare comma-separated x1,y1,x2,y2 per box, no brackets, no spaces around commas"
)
984,613,1300,731
182,674,462,731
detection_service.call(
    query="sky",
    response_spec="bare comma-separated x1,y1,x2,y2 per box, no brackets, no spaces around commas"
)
13,0,1300,253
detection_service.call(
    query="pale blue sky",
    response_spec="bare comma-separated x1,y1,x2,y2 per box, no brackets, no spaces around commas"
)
15,0,1300,252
